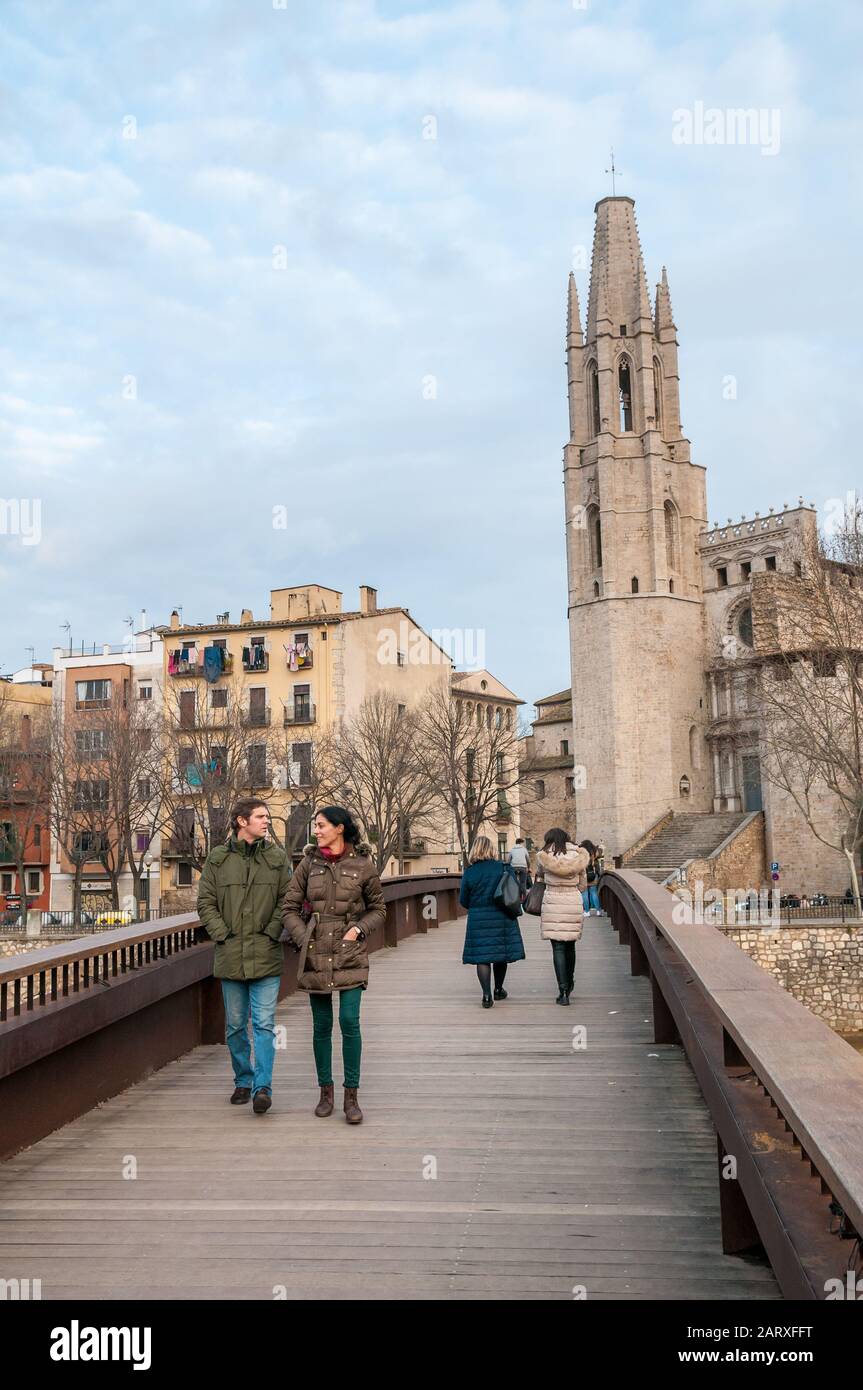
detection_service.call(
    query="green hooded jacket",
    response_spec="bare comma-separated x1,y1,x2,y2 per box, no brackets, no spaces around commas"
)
197,834,291,981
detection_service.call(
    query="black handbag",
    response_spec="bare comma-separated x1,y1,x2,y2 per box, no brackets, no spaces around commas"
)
494,868,522,918
524,879,546,915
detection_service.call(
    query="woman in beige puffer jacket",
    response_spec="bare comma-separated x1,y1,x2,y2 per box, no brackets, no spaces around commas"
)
537,828,590,1005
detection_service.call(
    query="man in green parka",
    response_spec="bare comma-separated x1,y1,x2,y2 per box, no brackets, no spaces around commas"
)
197,798,291,1114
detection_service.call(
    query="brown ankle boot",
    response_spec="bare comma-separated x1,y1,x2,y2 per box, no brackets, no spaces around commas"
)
314,1083,334,1117
343,1086,363,1124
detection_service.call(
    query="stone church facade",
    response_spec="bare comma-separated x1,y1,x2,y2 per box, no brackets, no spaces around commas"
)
564,195,850,895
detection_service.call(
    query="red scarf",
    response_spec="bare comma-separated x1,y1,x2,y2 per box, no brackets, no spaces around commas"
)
319,844,347,861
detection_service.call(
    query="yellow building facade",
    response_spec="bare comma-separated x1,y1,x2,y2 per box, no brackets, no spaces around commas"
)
158,583,462,896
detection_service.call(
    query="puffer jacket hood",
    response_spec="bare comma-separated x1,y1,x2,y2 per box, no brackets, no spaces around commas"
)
537,843,590,879
302,841,374,858
538,842,590,942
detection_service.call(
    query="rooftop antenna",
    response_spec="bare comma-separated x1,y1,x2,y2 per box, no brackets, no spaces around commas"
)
605,147,621,196
61,620,72,654
25,645,35,669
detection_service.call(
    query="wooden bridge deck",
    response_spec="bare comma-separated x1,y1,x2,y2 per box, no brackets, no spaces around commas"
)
0,912,780,1300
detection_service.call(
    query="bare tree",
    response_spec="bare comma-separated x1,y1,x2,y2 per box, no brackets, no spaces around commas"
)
48,698,123,923
328,690,441,874
158,677,280,872
266,723,337,859
416,678,534,862
97,690,174,913
755,498,863,912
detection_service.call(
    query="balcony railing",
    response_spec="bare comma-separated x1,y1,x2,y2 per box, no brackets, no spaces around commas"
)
243,765,271,789
168,652,234,678
401,839,427,858
242,708,272,728
75,699,111,710
494,805,513,824
162,837,205,860
283,704,316,726
0,835,18,864
286,647,313,671
243,651,269,673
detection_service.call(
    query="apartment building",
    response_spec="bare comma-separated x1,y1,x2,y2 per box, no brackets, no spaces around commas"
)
157,582,462,896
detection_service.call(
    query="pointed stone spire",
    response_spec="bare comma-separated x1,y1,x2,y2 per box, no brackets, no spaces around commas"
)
585,197,652,342
588,257,612,340
655,266,676,336
567,271,583,349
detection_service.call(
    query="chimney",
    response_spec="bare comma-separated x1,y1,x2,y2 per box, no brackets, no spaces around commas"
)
139,608,147,632
170,610,180,630
240,608,253,625
359,585,377,616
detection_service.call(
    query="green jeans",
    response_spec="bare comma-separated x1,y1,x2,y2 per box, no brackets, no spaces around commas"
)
309,987,363,1088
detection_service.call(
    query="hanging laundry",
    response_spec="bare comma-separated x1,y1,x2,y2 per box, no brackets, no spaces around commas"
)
203,647,222,683
241,645,250,666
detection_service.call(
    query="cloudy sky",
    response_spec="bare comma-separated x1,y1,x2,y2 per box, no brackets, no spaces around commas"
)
1,0,860,711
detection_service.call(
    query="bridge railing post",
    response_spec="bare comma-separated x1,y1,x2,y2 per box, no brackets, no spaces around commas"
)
629,923,648,977
716,1133,762,1256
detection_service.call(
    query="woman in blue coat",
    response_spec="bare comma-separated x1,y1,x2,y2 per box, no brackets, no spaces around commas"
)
460,835,526,1008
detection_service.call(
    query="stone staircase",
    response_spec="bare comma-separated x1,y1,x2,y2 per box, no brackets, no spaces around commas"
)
624,812,752,884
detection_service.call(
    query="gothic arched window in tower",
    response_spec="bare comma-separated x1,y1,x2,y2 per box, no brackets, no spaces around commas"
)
664,500,679,574
631,576,639,593
587,360,600,437
617,355,633,432
653,358,663,433
587,504,602,570
738,606,754,649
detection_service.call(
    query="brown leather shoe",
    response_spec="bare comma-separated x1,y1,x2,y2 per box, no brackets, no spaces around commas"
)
315,1083,334,1117
252,1087,272,1114
230,1087,251,1105
343,1086,363,1124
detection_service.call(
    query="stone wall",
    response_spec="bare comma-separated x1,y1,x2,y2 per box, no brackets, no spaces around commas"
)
725,925,863,1033
680,812,766,894
0,938,57,956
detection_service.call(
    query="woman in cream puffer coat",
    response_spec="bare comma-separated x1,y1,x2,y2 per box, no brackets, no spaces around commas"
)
537,829,590,1005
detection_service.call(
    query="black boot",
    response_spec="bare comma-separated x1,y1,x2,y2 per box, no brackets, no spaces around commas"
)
565,944,576,1001
552,942,569,1004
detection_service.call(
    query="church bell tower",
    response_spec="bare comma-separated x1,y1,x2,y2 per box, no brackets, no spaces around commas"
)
564,196,710,856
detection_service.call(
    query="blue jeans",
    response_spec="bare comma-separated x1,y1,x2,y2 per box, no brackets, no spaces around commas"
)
221,976,281,1094
581,885,600,912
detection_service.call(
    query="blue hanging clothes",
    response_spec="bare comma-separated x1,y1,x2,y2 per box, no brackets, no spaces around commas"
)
203,646,222,683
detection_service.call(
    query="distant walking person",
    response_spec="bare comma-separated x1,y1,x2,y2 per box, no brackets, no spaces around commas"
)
537,828,590,1005
282,806,385,1125
506,838,531,898
460,836,525,1007
197,799,291,1114
580,837,602,916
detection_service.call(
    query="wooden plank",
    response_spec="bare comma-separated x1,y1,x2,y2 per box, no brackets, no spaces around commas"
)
0,912,780,1301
